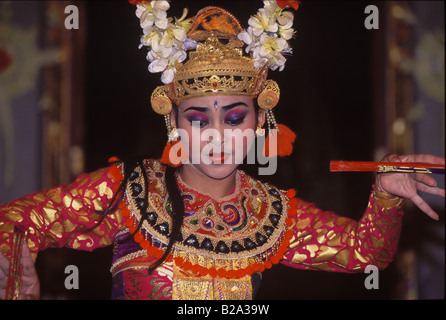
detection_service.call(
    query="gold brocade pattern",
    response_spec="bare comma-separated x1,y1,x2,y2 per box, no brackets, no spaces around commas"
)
0,167,124,261
112,159,404,299
172,265,253,300
372,188,404,208
281,190,404,272
0,156,405,300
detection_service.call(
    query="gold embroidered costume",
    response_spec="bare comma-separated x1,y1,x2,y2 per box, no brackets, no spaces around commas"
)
0,1,406,300
1,159,404,299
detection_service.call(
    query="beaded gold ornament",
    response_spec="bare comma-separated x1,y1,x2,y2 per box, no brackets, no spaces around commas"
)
107,157,301,280
257,80,280,110
151,86,173,115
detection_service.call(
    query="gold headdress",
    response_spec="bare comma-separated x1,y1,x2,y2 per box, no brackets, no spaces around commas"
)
166,7,268,105
131,0,299,163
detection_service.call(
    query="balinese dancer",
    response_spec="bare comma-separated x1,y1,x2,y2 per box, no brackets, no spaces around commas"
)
0,0,444,300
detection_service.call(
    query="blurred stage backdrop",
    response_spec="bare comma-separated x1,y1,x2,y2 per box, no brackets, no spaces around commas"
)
0,1,444,299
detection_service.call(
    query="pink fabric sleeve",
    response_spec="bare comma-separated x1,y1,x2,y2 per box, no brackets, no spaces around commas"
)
0,165,125,261
281,189,404,272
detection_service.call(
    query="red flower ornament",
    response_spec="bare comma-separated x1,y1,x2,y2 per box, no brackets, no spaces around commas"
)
277,0,300,11
128,0,150,5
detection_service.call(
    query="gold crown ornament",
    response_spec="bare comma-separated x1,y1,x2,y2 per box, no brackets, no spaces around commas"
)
130,0,300,163
164,6,268,104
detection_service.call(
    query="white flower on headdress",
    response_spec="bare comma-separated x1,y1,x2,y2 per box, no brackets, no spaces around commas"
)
276,11,295,40
258,34,288,71
175,8,193,33
248,8,278,37
134,1,193,84
136,1,169,30
147,36,187,83
147,40,171,72
160,22,187,49
161,50,187,84
238,26,257,53
238,0,297,72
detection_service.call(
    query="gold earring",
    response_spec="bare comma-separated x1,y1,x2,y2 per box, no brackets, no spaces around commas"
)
257,80,280,110
151,86,173,115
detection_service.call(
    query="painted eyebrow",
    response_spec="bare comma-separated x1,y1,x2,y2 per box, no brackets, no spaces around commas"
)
183,102,248,113
221,102,249,112
183,106,208,113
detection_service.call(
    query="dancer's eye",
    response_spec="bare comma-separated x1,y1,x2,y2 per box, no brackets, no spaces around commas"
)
224,111,247,126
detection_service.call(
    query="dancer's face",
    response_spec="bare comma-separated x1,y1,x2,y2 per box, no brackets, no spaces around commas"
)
174,95,264,180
